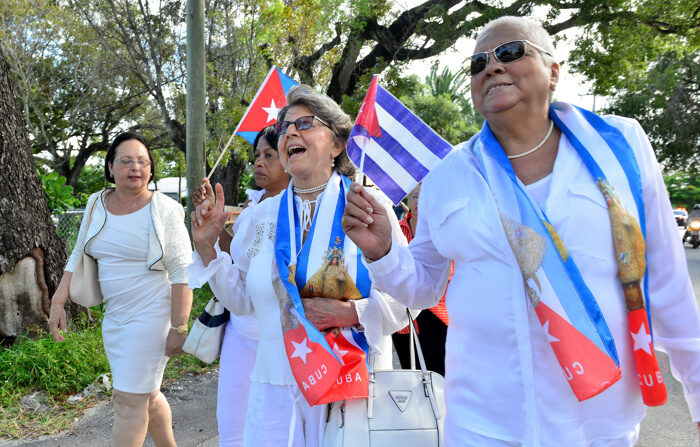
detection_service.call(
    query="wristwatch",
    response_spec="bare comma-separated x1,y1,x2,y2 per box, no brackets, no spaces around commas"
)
170,325,187,335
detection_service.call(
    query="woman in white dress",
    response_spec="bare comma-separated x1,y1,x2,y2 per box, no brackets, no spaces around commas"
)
188,85,409,447
48,131,193,447
194,125,290,446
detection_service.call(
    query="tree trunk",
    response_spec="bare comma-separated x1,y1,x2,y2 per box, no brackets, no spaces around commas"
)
0,47,68,340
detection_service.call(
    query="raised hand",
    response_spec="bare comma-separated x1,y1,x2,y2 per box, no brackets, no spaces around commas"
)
191,183,228,265
342,183,392,261
193,177,215,208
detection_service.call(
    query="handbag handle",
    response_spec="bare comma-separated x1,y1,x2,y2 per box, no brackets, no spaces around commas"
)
367,308,442,421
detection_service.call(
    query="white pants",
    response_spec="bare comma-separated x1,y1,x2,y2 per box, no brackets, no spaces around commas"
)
217,321,257,446
243,382,325,447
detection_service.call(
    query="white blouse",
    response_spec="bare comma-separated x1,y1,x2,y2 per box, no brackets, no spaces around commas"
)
188,187,410,385
366,116,700,445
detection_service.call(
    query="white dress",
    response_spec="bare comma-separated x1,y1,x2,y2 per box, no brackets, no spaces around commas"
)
91,204,172,393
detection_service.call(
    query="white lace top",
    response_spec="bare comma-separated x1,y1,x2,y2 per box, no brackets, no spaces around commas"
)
188,187,410,385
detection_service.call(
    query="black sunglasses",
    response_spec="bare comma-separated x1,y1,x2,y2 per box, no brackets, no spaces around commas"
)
274,115,332,135
469,39,552,76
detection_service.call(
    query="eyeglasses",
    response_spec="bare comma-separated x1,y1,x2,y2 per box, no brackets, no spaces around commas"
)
274,116,332,135
468,40,552,76
116,158,151,168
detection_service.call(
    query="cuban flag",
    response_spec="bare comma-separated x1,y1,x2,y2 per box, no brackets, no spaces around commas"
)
235,66,297,145
347,75,453,204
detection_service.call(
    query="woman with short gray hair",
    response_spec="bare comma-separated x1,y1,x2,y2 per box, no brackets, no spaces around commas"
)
188,84,408,446
344,15,700,446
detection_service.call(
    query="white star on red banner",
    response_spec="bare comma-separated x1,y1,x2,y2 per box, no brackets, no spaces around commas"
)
332,342,348,363
543,320,560,343
262,99,280,123
290,337,313,364
631,322,653,355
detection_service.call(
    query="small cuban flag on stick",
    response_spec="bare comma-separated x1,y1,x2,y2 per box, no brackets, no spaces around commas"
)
347,75,453,203
207,66,297,179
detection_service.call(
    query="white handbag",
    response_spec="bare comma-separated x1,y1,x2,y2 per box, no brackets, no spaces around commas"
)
69,196,103,307
182,297,230,363
324,310,446,447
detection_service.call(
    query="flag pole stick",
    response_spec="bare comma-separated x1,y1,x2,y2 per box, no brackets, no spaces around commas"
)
206,130,238,180
358,143,367,184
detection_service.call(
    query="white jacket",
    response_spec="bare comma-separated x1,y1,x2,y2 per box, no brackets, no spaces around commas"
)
65,189,191,285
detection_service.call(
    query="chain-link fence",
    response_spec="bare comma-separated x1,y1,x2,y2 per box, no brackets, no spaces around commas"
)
54,209,85,254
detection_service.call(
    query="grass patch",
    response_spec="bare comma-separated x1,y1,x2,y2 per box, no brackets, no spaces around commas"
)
0,284,217,440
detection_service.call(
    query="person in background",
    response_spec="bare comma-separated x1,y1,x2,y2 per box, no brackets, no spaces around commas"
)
49,131,193,447
392,183,450,376
343,16,700,446
393,200,409,220
193,125,289,447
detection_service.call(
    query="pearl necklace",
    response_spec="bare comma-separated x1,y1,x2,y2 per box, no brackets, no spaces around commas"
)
293,181,328,195
507,120,554,160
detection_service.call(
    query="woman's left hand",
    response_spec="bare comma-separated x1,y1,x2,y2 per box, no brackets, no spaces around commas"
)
164,330,186,357
302,298,358,331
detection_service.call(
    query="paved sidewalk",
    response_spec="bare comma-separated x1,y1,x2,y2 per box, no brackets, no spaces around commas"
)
0,371,220,447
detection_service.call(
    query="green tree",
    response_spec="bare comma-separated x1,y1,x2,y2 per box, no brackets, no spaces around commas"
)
281,0,699,105
604,51,699,172
0,0,148,189
665,172,700,209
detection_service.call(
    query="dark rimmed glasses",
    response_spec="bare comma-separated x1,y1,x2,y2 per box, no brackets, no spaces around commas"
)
469,40,552,76
274,115,332,135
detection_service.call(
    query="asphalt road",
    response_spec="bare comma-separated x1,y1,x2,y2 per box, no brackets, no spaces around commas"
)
637,236,700,447
2,230,699,447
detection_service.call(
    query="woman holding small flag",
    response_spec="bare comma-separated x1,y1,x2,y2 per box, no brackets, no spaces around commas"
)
193,125,290,446
343,16,700,446
188,85,409,447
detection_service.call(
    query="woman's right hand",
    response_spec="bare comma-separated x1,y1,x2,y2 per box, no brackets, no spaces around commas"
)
48,295,68,342
342,183,393,261
191,183,228,265
48,273,72,342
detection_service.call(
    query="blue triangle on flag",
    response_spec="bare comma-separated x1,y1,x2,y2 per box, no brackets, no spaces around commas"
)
278,69,297,94
238,131,259,146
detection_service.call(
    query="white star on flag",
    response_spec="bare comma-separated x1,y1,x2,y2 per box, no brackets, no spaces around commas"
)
262,99,280,124
631,322,653,355
332,342,348,363
290,337,313,364
543,320,560,343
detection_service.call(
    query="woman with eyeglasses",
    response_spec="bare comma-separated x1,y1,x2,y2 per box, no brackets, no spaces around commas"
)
48,131,193,447
343,16,700,446
192,125,290,446
188,85,409,446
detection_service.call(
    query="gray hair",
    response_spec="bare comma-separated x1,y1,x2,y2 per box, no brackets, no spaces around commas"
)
477,16,556,64
278,84,356,177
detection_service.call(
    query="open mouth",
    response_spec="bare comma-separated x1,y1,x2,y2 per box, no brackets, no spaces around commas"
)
486,83,512,95
287,145,306,158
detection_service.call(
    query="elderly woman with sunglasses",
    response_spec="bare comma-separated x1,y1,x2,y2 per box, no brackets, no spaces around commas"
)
188,85,409,447
48,131,193,447
343,16,700,446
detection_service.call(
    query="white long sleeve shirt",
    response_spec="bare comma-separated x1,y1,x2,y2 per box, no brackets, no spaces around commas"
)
367,116,700,446
188,186,411,386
